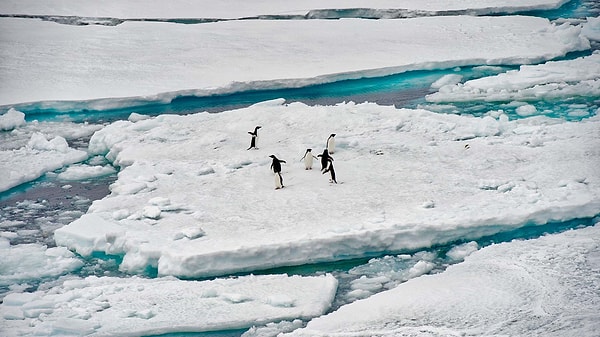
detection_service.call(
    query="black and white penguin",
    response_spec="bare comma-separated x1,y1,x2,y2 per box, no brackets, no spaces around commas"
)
247,126,262,150
269,155,286,189
317,149,333,171
326,133,336,154
321,154,337,184
301,148,318,170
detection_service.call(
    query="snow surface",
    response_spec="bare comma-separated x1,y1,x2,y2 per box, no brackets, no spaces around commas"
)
0,116,102,193
0,273,337,336
282,223,600,337
0,133,89,193
426,52,600,104
0,0,569,19
0,238,83,288
0,14,589,107
0,108,25,131
53,96,600,278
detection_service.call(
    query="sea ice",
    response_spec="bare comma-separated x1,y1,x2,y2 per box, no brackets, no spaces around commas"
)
282,223,600,337
0,14,588,107
0,274,338,337
0,238,83,291
53,100,600,278
0,0,570,20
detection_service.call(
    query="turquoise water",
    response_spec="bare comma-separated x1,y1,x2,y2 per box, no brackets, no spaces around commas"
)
13,53,598,125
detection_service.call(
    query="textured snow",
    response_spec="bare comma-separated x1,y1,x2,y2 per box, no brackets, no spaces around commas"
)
0,0,569,19
0,274,338,336
283,223,600,337
53,98,600,278
426,52,600,103
0,15,588,107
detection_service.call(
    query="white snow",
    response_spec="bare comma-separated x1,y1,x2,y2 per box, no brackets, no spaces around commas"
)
0,15,588,107
53,99,600,278
0,238,83,290
0,108,25,131
56,164,116,181
282,222,600,337
0,0,569,19
0,273,338,336
426,52,600,103
0,132,89,192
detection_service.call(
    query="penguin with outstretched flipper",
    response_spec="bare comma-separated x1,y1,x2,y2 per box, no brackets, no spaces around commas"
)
301,148,318,170
269,155,286,189
247,126,261,150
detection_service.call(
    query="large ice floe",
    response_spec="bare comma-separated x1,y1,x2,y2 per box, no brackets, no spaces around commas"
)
282,222,600,337
52,98,600,278
0,13,589,107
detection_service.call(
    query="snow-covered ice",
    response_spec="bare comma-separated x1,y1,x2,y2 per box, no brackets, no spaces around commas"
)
282,222,600,337
0,133,89,193
0,273,337,336
0,238,83,289
0,14,588,107
426,52,600,104
53,99,600,278
0,0,570,19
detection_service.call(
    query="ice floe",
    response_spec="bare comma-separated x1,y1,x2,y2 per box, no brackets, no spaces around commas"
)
52,100,600,278
282,222,600,337
0,273,337,336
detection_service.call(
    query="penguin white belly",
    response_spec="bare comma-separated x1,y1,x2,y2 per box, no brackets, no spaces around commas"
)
274,172,282,189
327,139,335,154
304,155,313,169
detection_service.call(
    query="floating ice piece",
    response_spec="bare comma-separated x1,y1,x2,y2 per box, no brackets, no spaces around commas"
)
0,108,25,131
0,274,338,337
57,164,116,181
0,239,83,289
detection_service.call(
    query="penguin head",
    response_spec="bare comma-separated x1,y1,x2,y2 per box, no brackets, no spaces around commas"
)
255,126,262,131
269,155,276,159
306,148,312,152
329,133,336,138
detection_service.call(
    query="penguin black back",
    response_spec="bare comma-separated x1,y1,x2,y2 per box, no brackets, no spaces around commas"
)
269,154,286,173
247,125,261,150
318,149,332,170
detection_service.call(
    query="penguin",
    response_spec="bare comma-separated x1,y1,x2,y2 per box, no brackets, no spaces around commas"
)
247,126,261,150
326,133,336,154
321,154,337,184
269,155,286,189
301,148,318,170
317,149,333,171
